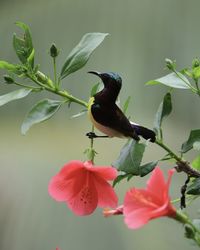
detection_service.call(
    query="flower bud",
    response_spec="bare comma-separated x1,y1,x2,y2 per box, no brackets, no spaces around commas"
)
192,58,200,69
165,58,176,70
4,75,14,84
50,43,59,58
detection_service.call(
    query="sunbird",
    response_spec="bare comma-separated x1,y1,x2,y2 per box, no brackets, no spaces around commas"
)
87,71,156,142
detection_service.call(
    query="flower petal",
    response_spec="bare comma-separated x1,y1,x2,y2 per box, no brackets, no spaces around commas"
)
93,174,118,208
85,163,117,181
48,175,72,201
67,172,98,216
59,160,84,179
124,188,160,211
124,208,152,229
146,167,167,201
48,168,86,202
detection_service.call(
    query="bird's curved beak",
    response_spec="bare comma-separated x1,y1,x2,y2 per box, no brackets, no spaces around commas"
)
88,71,101,78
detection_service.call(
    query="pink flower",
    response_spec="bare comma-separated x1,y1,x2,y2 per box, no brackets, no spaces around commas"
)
123,167,176,229
48,160,118,216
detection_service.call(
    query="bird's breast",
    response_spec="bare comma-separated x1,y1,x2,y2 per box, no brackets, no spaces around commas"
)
88,97,125,138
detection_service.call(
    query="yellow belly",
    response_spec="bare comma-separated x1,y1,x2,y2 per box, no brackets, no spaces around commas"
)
88,97,124,138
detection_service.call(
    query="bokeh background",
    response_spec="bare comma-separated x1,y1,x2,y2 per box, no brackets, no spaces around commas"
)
0,0,200,249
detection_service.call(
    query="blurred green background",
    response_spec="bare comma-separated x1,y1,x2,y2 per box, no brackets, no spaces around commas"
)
1,0,200,249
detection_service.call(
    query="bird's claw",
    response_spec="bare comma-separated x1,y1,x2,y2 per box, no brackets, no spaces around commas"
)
86,132,109,139
86,132,98,139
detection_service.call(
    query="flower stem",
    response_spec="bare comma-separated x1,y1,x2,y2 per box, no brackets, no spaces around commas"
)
155,139,181,162
27,71,88,108
173,69,198,94
175,210,200,246
53,57,58,89
155,139,200,177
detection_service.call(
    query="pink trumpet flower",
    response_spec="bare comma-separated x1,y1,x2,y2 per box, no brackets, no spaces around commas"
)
123,167,176,229
49,160,118,216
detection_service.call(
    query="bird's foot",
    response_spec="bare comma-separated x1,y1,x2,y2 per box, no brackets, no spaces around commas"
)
86,132,109,139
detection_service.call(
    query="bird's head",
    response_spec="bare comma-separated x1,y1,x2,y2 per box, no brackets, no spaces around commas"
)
88,71,122,91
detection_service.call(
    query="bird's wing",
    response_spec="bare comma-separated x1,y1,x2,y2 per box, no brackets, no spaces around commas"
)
91,103,135,137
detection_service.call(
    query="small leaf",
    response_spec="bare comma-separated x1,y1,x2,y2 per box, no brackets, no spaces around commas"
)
0,88,32,107
187,178,200,195
181,130,200,153
21,99,62,134
154,92,172,135
71,109,87,118
60,33,108,79
13,22,34,66
113,174,129,187
192,66,200,80
113,140,146,175
139,161,158,177
27,48,35,68
123,96,131,115
0,61,18,72
146,72,191,89
192,155,200,171
90,82,102,97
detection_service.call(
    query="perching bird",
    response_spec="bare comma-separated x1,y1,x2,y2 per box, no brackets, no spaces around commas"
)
87,71,156,142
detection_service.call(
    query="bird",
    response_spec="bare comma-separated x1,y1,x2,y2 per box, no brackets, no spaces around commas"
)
87,71,156,142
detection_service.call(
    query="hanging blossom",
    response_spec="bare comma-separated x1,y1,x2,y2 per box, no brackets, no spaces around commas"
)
104,167,176,229
48,160,118,216
123,167,176,229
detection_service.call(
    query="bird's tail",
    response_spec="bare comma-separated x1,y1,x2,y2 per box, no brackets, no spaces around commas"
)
131,122,156,142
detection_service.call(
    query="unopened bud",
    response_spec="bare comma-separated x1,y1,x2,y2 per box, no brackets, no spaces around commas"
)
192,58,200,69
50,43,59,58
4,75,14,84
165,58,176,70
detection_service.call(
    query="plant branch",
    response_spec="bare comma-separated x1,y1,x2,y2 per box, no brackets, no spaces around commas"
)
175,210,200,246
155,139,200,177
26,70,88,108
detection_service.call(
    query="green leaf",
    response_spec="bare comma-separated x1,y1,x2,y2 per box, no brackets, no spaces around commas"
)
13,22,34,66
112,173,133,187
181,130,200,153
154,92,172,135
146,72,191,89
0,61,18,71
71,109,87,118
60,33,108,79
139,161,158,177
113,140,146,175
192,66,200,80
123,96,131,115
192,155,200,171
21,99,62,134
90,82,100,97
187,178,200,195
0,88,32,107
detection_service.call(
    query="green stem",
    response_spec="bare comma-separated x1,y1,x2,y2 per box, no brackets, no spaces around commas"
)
155,139,181,162
53,57,58,89
173,69,198,94
14,81,43,91
175,210,200,246
155,139,200,177
27,71,88,108
85,126,96,163
194,79,200,97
